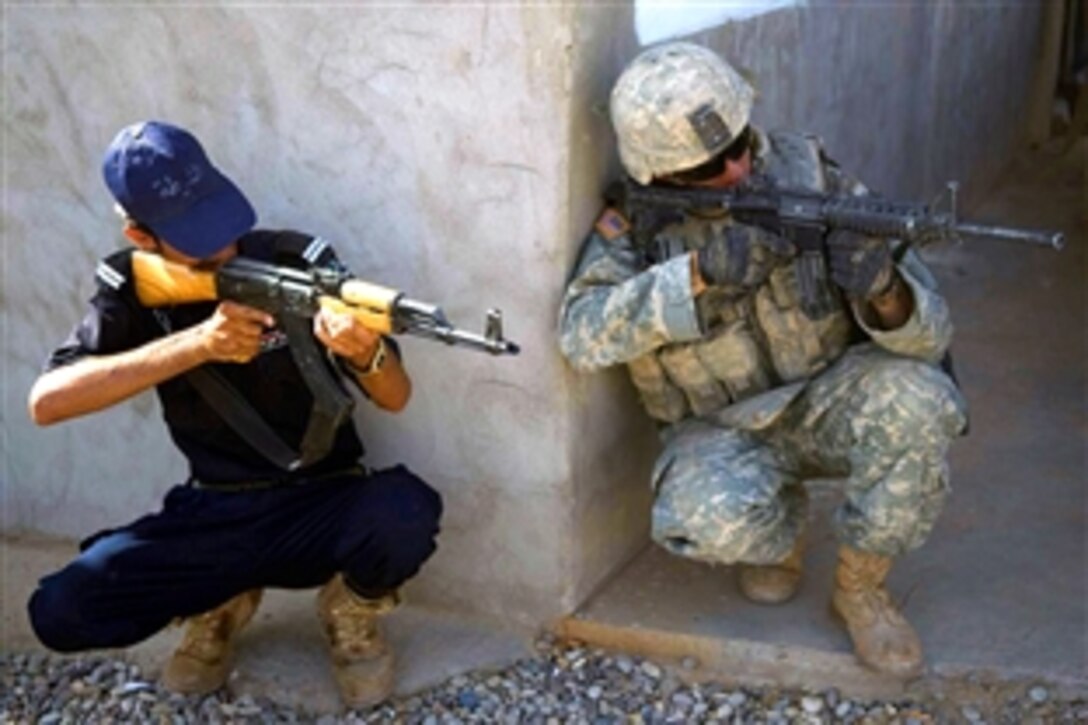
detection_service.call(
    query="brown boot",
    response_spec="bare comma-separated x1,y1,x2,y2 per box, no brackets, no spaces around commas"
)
317,574,398,709
831,546,923,677
161,589,263,694
737,534,805,604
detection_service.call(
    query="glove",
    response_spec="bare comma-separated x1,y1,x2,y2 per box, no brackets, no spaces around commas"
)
826,230,894,298
697,226,795,289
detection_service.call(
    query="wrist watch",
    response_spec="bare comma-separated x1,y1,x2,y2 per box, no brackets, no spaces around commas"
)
350,339,387,378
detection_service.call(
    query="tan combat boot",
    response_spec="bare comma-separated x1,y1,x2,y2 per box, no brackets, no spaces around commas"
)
831,545,923,677
161,589,263,694
737,533,806,604
316,574,398,709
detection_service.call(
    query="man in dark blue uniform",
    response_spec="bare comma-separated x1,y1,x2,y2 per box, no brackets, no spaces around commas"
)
26,120,443,709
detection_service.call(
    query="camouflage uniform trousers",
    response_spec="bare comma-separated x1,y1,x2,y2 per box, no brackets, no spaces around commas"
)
650,345,968,565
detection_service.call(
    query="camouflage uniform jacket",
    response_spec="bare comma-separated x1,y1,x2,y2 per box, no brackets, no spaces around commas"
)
559,127,955,431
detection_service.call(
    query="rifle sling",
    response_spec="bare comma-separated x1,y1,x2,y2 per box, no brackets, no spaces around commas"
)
150,309,353,472
185,366,306,472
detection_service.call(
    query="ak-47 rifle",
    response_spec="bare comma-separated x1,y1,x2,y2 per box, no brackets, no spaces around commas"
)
131,251,520,355
612,177,1064,318
130,250,519,470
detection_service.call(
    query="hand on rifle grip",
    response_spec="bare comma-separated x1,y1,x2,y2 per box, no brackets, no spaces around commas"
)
196,301,273,364
826,230,893,299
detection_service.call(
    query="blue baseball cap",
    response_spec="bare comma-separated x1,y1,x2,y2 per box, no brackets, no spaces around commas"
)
102,121,256,259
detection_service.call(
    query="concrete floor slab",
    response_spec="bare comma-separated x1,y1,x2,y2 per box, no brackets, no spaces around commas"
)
559,137,1087,696
1,535,534,714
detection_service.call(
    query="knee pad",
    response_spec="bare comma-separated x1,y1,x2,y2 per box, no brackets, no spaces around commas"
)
651,478,801,565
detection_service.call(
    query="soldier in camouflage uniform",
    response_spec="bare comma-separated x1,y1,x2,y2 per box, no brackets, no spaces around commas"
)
558,42,967,677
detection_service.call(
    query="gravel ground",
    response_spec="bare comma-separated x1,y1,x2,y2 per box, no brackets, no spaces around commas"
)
2,636,1085,724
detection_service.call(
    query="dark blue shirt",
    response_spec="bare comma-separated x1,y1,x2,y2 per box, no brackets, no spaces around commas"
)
45,230,379,484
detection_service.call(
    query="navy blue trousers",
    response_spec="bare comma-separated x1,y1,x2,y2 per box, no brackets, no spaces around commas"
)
28,465,442,653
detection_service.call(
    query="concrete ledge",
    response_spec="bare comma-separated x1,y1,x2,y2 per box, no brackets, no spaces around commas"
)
556,614,913,700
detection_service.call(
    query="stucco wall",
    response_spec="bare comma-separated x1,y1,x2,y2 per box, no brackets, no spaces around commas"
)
3,2,578,624
2,1,1046,626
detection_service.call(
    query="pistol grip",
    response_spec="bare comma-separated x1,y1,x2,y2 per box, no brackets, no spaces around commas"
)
796,249,840,320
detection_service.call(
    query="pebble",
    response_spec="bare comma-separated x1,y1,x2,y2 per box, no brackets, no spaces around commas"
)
456,689,479,710
962,704,983,721
1,644,1084,723
671,692,694,708
640,662,662,679
113,680,153,696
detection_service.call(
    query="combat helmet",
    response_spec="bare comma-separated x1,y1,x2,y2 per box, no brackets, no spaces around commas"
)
610,42,755,184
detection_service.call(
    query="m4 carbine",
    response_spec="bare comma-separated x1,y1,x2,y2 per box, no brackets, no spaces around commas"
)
614,177,1064,318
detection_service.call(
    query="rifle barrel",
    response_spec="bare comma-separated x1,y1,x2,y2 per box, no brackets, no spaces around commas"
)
406,323,520,355
955,222,1064,250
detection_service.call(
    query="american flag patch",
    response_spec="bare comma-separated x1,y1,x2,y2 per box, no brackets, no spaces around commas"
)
594,208,631,241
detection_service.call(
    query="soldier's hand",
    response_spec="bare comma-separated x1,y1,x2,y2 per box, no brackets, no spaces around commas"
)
827,230,894,298
314,307,381,369
697,226,795,289
197,302,274,364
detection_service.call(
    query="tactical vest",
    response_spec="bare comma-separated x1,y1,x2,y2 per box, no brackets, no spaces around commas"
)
626,130,858,424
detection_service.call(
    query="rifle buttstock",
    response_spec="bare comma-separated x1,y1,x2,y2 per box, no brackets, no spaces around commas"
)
131,251,218,306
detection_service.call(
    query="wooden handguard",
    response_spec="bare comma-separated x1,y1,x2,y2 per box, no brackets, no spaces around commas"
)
131,251,218,306
323,279,401,334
